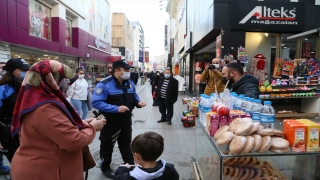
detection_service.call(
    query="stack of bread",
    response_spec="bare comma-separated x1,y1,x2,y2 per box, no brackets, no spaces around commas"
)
213,118,290,154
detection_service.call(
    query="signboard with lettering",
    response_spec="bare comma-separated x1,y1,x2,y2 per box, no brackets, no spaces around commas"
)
145,51,149,63
139,50,144,62
231,2,304,31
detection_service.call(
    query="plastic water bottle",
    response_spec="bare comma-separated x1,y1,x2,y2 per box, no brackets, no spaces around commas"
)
245,98,254,115
235,95,245,110
230,94,238,110
251,99,262,123
260,101,275,128
241,97,249,111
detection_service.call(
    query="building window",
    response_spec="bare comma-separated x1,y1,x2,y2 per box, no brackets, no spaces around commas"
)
29,0,51,40
66,18,72,46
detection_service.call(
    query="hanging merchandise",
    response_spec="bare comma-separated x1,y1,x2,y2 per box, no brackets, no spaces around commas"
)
273,58,284,78
293,59,308,77
302,42,312,59
250,54,268,84
237,46,248,63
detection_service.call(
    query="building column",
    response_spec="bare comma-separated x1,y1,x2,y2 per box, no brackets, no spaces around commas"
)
295,37,302,59
51,4,66,45
275,34,281,58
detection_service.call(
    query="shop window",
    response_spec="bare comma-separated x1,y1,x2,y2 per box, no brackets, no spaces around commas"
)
29,0,51,40
66,18,72,46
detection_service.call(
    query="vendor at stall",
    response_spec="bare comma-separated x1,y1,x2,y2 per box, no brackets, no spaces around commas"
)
222,62,259,98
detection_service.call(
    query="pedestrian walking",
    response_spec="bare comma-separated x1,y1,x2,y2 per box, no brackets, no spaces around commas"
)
10,60,106,180
156,68,179,125
114,132,179,180
0,58,30,164
67,68,89,119
92,59,146,178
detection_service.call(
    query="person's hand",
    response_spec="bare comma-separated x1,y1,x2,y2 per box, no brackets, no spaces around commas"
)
155,86,157,89
118,105,130,113
90,118,106,131
83,118,95,124
212,69,218,73
0,142,3,149
138,101,146,107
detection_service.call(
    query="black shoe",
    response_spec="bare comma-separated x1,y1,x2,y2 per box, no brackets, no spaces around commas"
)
157,119,166,123
167,121,172,125
102,168,115,178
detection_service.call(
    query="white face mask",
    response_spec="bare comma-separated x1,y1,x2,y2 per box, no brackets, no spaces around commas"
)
121,72,131,80
214,64,220,69
79,75,84,79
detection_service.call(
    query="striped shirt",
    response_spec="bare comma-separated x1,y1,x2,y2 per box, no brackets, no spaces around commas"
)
160,79,169,98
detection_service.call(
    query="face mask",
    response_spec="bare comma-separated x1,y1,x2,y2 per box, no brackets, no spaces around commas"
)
164,74,171,79
19,71,27,81
157,73,160,76
79,74,84,79
214,64,220,69
121,72,131,80
222,77,228,84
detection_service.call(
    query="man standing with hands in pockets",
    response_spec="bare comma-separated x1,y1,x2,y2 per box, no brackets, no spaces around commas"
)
92,60,146,178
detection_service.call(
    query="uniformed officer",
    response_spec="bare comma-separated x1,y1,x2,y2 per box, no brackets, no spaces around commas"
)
92,59,146,178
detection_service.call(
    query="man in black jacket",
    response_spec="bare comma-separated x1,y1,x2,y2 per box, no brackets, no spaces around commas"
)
156,69,178,125
221,62,259,99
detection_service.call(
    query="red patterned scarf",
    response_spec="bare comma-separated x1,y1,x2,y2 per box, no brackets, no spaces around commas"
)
11,60,82,136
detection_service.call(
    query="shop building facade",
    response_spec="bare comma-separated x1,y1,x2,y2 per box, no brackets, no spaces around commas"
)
0,0,112,85
165,0,320,95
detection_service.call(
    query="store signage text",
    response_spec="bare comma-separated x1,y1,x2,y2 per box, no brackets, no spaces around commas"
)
95,38,107,50
231,2,304,32
239,6,298,25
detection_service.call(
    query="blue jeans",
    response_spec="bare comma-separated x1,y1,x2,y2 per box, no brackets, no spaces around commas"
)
71,99,88,120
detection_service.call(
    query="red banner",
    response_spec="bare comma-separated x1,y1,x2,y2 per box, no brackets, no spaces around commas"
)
145,51,149,62
111,56,122,63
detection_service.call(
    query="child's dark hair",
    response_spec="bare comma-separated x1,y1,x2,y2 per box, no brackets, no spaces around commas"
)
131,132,164,161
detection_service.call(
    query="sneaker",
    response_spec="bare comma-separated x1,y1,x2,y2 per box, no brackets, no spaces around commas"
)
157,119,166,123
101,168,115,178
167,121,172,125
0,166,10,175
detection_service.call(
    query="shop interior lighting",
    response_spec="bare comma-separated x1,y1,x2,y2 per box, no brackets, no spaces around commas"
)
265,33,268,37
43,55,48,56
311,52,315,53
305,38,309,41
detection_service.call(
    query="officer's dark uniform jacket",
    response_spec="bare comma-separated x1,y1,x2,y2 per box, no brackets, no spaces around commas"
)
92,75,140,123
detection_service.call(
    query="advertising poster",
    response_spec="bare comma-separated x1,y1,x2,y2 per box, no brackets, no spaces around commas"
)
29,0,51,40
139,50,144,62
216,34,222,59
65,18,72,46
145,51,149,63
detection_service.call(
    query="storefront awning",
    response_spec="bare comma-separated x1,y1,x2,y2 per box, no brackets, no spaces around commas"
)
287,27,320,39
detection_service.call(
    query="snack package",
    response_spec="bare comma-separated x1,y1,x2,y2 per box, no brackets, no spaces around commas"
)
282,59,294,77
273,58,284,78
209,114,220,137
219,115,228,127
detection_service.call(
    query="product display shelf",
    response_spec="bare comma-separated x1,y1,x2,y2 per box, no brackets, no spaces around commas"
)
194,118,320,180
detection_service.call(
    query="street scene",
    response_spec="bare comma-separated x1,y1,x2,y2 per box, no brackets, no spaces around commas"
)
1,0,320,180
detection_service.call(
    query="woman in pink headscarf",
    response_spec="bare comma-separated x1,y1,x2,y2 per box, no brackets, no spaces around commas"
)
10,60,106,180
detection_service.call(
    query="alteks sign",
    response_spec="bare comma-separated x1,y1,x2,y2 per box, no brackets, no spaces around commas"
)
231,2,304,32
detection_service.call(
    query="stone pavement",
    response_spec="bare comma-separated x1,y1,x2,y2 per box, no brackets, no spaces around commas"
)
0,78,196,180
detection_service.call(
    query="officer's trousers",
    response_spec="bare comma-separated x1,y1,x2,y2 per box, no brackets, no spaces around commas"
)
99,118,134,170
